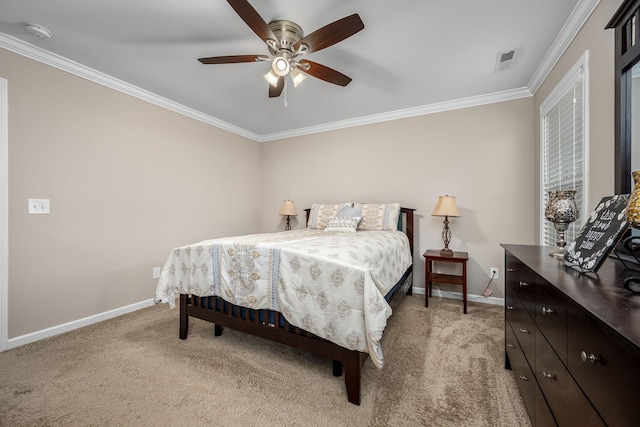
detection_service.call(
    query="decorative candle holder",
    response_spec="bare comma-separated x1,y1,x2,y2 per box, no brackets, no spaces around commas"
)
545,190,579,258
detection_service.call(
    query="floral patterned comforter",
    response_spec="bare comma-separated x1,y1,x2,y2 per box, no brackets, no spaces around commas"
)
155,228,412,368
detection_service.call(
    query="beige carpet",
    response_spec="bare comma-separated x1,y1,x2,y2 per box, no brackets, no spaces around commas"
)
0,296,530,426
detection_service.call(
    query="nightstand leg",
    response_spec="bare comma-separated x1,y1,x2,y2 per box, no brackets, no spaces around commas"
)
425,260,430,307
462,261,467,314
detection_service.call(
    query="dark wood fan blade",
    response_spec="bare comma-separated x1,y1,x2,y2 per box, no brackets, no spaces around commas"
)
269,77,285,98
298,61,352,86
227,0,276,43
293,14,364,53
198,55,265,64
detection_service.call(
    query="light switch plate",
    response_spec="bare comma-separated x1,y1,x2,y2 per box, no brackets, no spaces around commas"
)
28,198,50,214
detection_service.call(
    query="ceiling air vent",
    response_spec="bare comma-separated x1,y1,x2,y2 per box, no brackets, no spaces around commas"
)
494,48,519,73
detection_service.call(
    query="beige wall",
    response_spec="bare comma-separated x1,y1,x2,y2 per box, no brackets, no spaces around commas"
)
260,98,537,299
534,0,622,236
1,48,262,338
1,0,624,340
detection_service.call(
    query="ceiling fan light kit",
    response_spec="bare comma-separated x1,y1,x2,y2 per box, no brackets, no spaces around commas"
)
198,0,364,98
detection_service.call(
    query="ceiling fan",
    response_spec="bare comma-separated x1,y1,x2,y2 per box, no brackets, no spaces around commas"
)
198,0,365,98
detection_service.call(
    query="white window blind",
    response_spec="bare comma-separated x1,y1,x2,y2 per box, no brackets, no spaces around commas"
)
541,53,588,246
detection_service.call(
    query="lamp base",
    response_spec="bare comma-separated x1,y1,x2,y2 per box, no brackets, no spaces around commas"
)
439,248,454,257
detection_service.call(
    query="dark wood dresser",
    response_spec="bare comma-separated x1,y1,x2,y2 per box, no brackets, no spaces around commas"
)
502,244,640,427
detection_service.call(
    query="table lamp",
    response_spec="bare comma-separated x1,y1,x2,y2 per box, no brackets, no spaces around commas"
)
432,195,461,256
279,200,297,231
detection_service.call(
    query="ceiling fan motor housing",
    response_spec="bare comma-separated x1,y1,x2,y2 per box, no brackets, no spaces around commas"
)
268,20,304,53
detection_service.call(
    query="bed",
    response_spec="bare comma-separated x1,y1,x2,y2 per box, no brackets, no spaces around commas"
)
155,203,415,405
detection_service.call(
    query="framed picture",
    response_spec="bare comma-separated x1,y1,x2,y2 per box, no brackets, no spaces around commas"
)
564,194,630,272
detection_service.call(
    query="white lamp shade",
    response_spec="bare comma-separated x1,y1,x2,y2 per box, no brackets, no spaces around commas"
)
279,200,297,216
432,195,461,217
290,68,307,87
263,69,280,87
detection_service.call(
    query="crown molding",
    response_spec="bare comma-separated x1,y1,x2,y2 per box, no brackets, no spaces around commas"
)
257,87,532,142
528,0,601,94
0,33,261,141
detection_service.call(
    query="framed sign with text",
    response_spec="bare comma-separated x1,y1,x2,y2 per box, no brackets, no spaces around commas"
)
564,194,630,272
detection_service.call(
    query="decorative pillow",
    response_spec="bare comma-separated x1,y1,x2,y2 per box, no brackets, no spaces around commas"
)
324,216,361,233
307,203,351,229
336,204,361,217
353,203,401,230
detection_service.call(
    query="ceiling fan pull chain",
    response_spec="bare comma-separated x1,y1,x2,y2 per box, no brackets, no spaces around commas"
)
284,76,288,107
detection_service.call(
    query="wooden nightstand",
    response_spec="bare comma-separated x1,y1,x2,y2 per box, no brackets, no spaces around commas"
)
424,250,469,314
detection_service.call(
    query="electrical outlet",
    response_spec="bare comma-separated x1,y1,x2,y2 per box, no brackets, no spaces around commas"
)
490,267,499,280
153,267,161,279
28,198,50,214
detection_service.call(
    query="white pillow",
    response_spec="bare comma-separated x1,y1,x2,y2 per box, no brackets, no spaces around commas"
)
324,216,361,233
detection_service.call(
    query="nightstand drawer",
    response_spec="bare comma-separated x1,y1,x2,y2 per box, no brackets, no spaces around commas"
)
535,281,567,364
536,329,604,427
567,301,640,427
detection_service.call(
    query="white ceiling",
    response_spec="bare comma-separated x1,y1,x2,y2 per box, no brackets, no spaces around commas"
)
0,0,592,140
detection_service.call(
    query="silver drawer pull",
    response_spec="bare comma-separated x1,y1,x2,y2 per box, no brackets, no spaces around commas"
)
507,343,515,348
519,281,529,287
518,375,529,381
519,328,529,334
507,305,515,310
541,306,554,315
508,268,515,272
580,351,599,364
542,371,555,380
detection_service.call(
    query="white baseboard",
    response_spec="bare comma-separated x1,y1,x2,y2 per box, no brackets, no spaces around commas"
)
6,287,503,350
7,298,156,350
412,287,505,306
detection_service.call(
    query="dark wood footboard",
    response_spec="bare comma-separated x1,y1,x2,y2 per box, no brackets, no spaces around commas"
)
179,265,412,405
180,293,367,404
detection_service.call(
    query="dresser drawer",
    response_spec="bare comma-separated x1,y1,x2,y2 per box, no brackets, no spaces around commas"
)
535,385,557,427
506,290,536,366
535,281,567,364
536,328,604,427
506,323,537,423
506,255,536,314
567,301,640,427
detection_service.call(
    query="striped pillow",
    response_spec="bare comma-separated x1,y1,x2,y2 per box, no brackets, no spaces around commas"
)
353,203,401,230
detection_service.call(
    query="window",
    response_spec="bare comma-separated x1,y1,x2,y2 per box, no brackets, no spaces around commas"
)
540,52,588,245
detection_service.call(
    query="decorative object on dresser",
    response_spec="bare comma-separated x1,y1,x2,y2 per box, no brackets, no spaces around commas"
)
502,244,640,427
622,171,640,292
279,199,297,230
423,249,468,313
544,190,579,258
564,195,629,273
431,195,460,256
